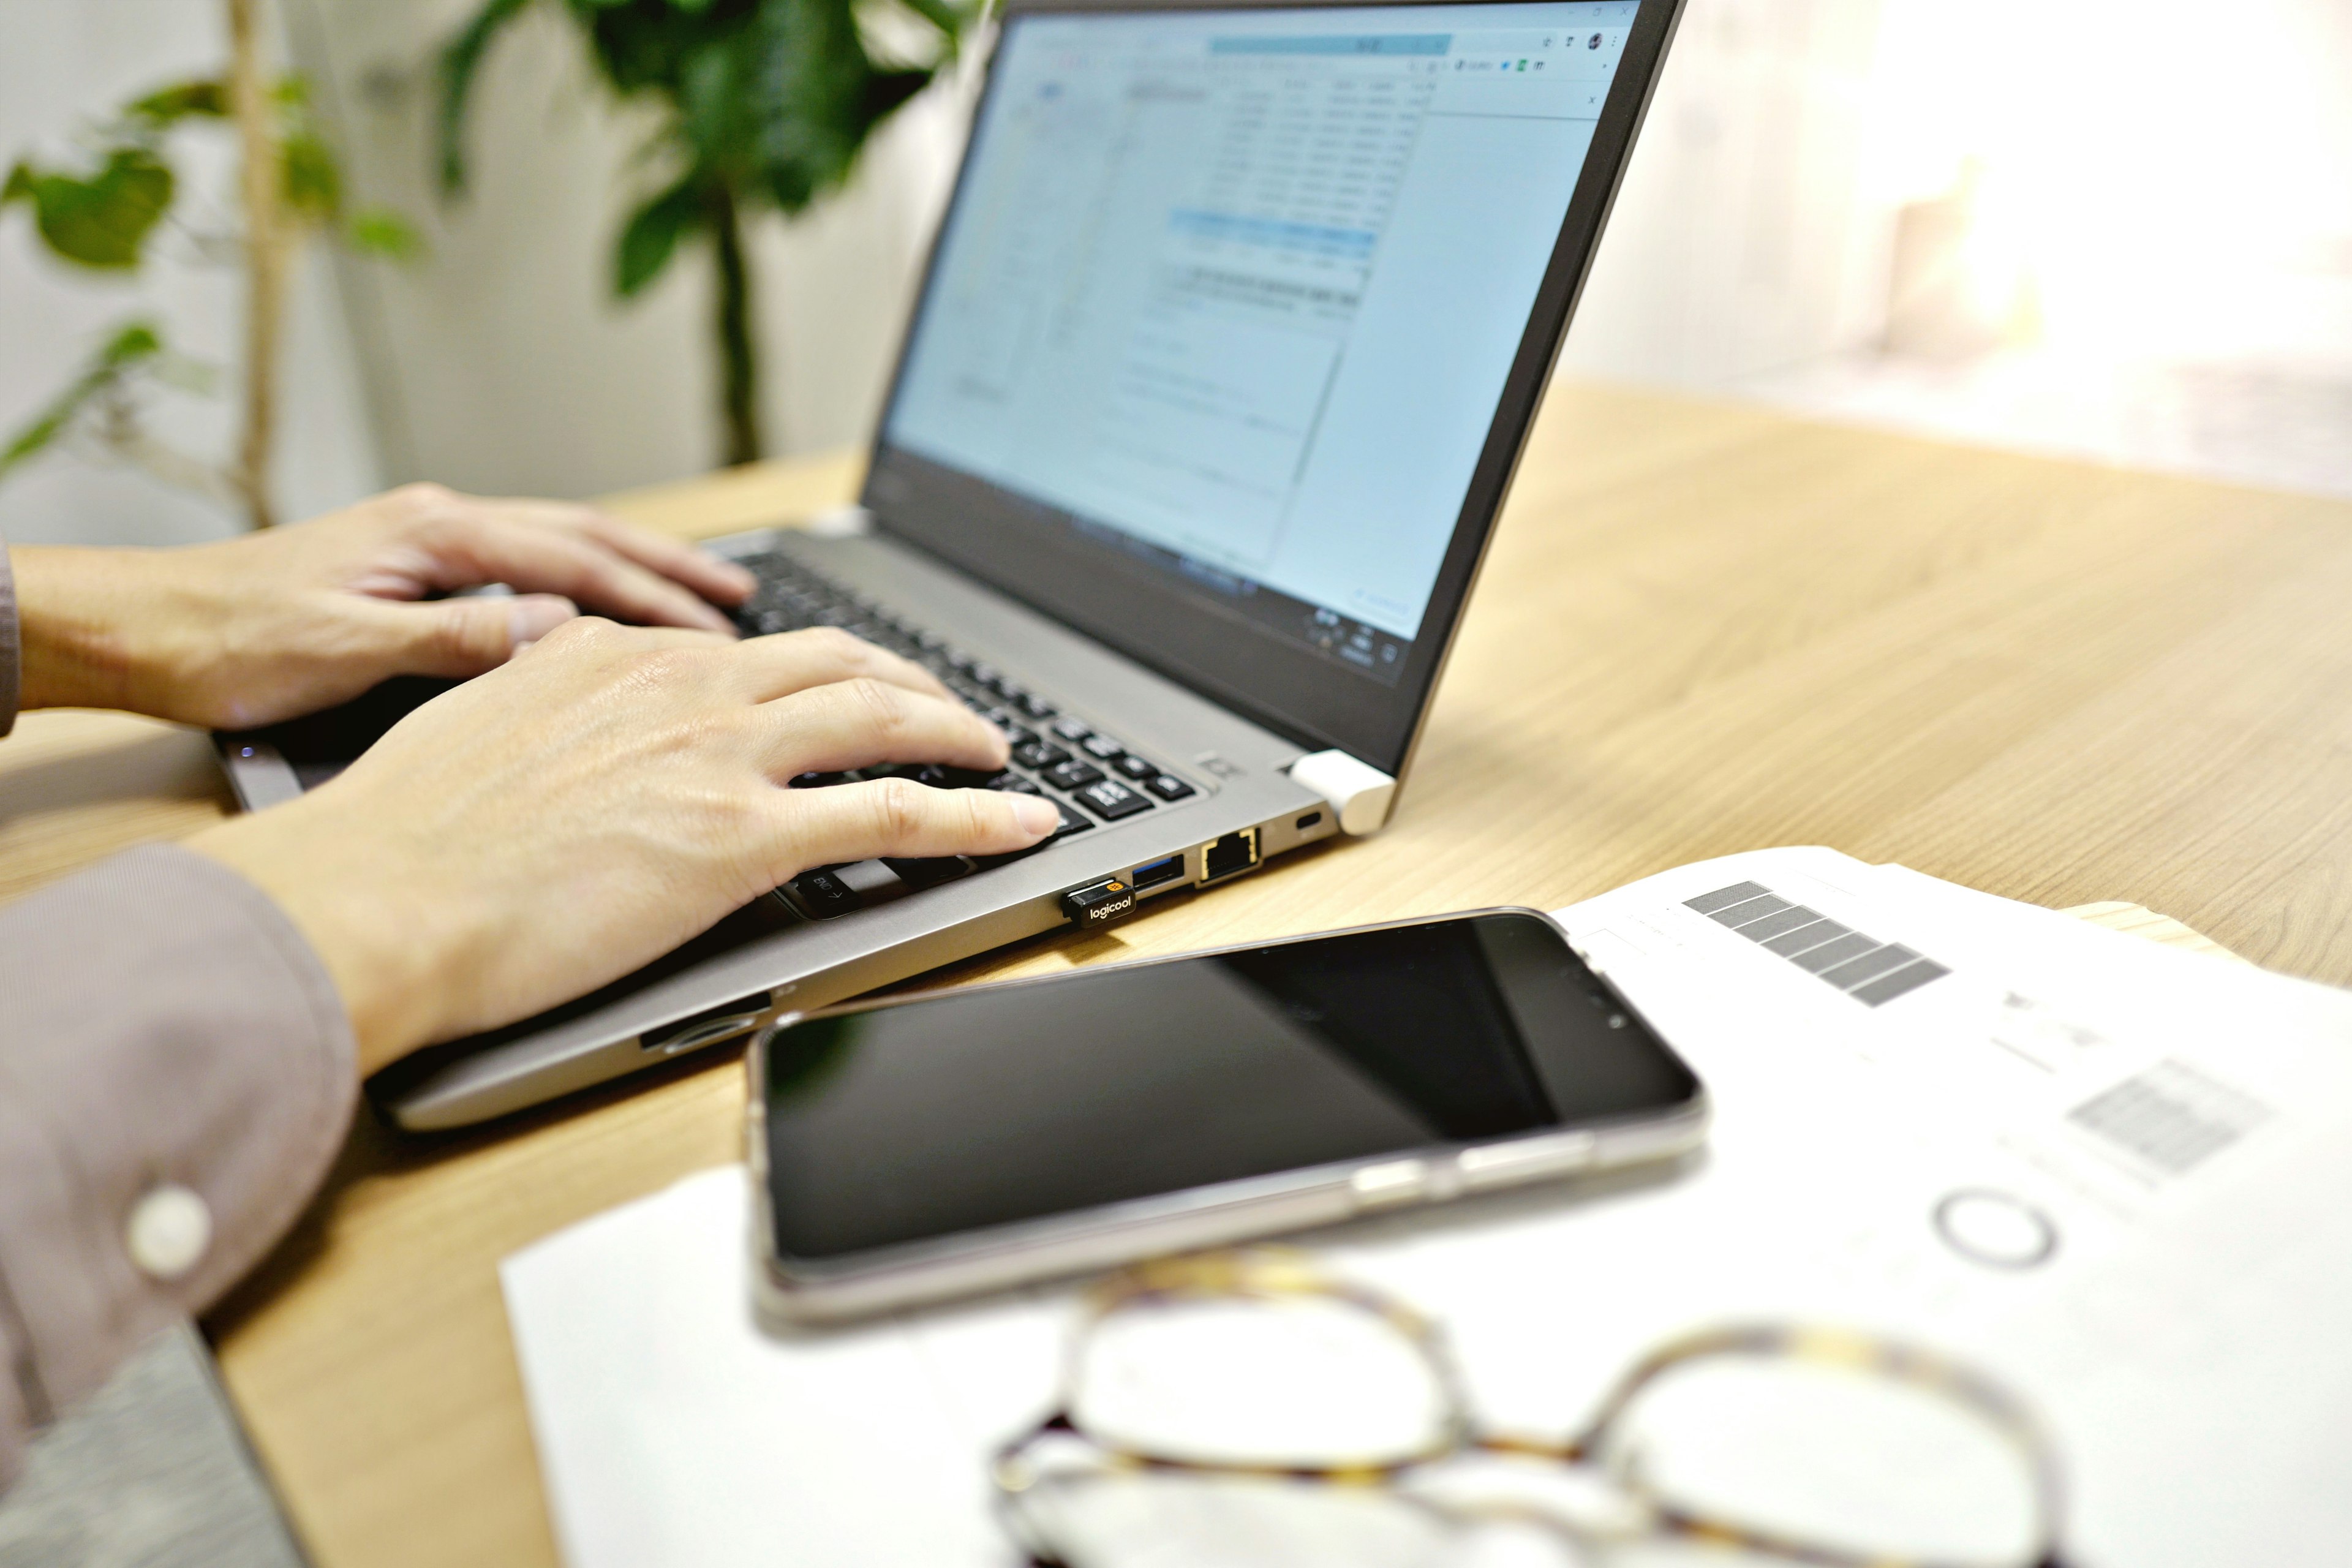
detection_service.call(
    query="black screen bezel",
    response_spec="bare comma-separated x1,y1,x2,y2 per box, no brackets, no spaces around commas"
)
861,0,1689,777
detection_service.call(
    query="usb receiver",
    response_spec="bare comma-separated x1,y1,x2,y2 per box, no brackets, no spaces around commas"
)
1060,877,1137,930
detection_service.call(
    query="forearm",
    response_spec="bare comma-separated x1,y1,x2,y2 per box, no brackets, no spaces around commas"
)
0,845,357,1490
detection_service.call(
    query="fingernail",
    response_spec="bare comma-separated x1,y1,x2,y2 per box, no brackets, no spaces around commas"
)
508,594,577,652
1012,796,1061,837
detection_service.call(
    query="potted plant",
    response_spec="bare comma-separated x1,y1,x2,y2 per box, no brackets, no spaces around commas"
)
439,0,980,469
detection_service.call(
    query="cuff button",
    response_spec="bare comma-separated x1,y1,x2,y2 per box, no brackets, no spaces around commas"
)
127,1183,212,1283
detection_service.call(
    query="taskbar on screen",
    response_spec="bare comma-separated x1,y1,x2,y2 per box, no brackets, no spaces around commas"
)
1064,514,1413,688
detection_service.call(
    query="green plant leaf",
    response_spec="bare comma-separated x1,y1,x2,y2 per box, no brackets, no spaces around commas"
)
281,129,343,221
0,320,165,480
125,79,230,126
2,148,175,269
438,0,538,194
614,177,703,295
346,207,424,260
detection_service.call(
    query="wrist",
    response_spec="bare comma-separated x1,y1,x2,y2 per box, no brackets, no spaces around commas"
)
13,546,185,715
189,802,469,1074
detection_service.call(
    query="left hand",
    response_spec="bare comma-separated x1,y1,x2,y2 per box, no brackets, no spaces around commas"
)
12,483,758,728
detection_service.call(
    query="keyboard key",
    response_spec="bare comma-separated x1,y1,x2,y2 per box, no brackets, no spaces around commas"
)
1074,778,1153,821
914,764,1000,789
790,869,858,918
883,856,972,891
1044,759,1105,791
986,771,1042,794
1050,718,1092,743
1013,740,1070,770
1016,693,1057,720
1114,753,1158,781
1079,734,1125,762
1146,774,1196,801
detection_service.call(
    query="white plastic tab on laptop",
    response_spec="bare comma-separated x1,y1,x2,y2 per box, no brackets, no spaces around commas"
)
1287,750,1396,836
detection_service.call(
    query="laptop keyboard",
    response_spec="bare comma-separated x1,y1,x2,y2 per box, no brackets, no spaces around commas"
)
729,550,1198,919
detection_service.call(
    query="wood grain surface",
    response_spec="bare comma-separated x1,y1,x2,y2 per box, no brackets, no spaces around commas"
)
7,381,2351,1565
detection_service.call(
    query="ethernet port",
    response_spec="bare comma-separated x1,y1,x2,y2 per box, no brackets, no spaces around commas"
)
1200,827,1261,884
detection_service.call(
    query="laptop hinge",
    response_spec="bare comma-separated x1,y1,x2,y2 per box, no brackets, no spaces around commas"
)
1287,750,1396,836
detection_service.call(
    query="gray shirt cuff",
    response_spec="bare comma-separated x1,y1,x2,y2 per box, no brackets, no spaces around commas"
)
0,844,357,1487
0,535,18,737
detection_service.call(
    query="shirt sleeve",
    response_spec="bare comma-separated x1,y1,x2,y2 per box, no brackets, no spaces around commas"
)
1,534,20,736
0,843,358,1490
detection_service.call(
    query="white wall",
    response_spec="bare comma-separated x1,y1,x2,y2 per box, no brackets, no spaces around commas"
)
1560,0,1890,386
0,0,382,547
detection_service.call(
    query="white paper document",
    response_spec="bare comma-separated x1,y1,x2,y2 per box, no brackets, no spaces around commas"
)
503,847,2352,1567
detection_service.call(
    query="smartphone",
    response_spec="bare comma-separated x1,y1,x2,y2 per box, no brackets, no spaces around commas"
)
747,908,1706,1324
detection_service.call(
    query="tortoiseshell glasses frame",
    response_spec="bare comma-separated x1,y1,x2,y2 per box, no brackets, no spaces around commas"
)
990,1250,2069,1568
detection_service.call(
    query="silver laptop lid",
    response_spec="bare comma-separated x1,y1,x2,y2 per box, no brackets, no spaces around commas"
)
864,0,1683,777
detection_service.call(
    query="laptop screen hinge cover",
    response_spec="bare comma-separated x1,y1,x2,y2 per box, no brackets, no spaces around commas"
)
1288,750,1396,836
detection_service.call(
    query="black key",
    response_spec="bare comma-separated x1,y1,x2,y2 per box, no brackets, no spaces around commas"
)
790,869,858,918
883,856,972,891
1016,693,1057,720
1074,778,1153,821
917,763,1002,790
1013,740,1070,770
985,707,1025,733
967,663,1002,690
995,681,1031,706
1000,725,1038,748
1044,759,1105,791
1145,774,1195,801
986,771,1042,794
1050,718,1092,743
1079,734,1125,762
1114,753,1158,781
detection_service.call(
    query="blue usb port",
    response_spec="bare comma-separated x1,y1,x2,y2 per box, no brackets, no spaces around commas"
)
1131,854,1185,892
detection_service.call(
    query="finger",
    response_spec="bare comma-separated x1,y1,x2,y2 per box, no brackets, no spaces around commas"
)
465,496,759,606
349,592,581,679
569,512,758,606
725,625,956,704
777,777,1061,869
426,511,739,633
759,677,1011,775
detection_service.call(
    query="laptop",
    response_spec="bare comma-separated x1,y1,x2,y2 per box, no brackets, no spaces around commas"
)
217,0,1683,1129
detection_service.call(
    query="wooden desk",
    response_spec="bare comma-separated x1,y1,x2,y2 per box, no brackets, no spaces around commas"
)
8,382,2352,1565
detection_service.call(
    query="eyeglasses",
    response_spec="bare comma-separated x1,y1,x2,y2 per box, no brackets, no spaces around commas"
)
991,1251,2068,1568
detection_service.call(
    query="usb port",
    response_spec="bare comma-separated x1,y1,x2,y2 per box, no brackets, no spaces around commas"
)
1131,854,1185,892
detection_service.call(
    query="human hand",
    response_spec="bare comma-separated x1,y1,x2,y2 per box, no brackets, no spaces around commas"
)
190,621,1061,1074
12,483,756,728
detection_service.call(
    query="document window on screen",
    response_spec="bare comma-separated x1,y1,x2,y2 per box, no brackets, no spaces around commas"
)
885,2,1636,685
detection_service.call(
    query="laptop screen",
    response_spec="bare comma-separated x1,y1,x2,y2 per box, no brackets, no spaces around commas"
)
869,0,1673,773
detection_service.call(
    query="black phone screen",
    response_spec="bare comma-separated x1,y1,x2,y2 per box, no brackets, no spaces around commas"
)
761,910,1698,1262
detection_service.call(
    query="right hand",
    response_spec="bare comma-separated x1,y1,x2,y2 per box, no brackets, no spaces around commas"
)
190,621,1061,1074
